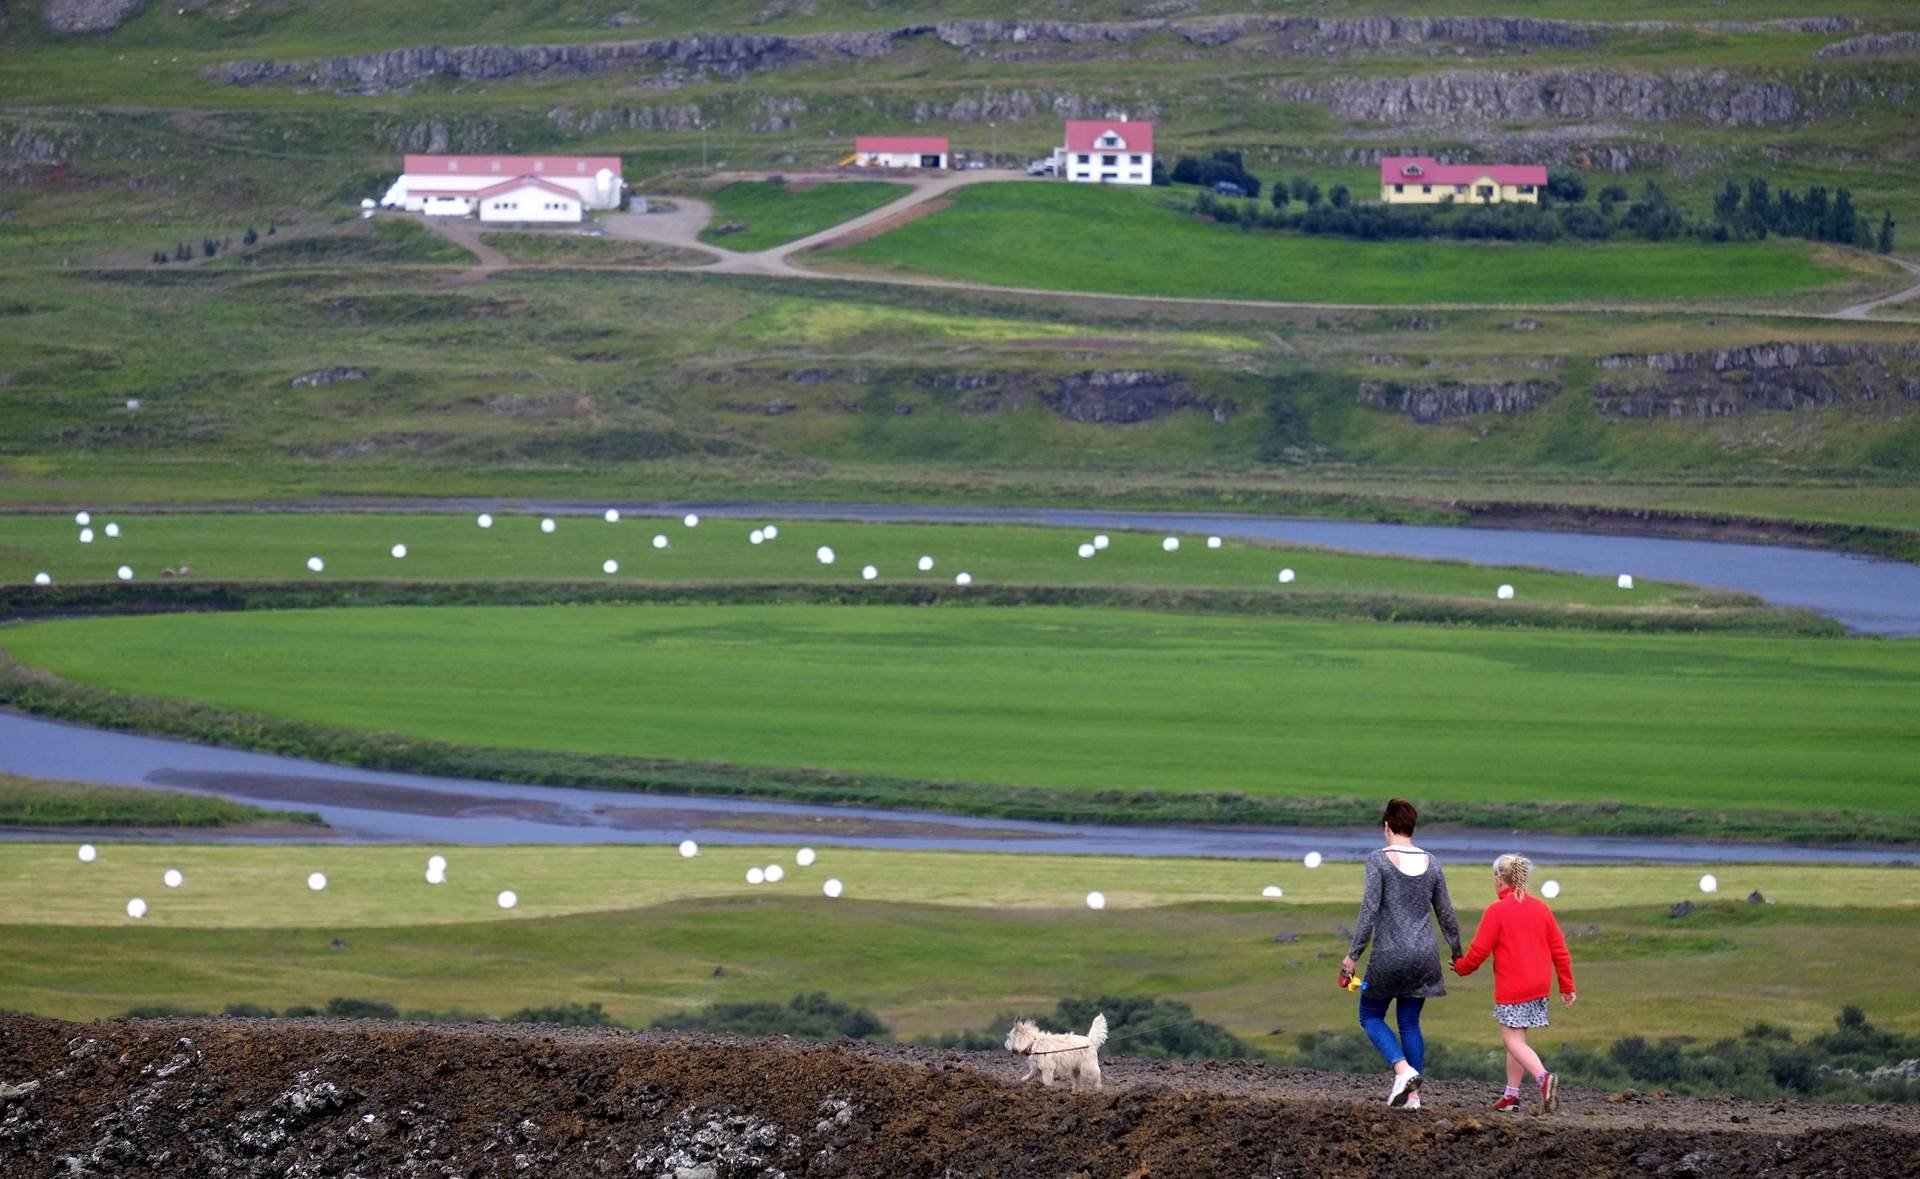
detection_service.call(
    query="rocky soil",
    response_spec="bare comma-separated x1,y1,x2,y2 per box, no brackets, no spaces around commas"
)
3,1016,1918,1178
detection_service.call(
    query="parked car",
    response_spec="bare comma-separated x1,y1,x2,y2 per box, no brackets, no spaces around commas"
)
966,160,986,170
1214,181,1246,197
1027,159,1057,176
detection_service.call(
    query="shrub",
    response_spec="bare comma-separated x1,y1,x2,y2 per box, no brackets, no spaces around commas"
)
123,1004,209,1019
1171,151,1260,200
1545,170,1588,203
222,1003,277,1018
324,997,399,1020
507,1002,623,1027
651,992,888,1041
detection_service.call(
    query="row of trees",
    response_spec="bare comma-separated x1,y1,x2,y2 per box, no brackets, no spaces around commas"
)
1712,177,1895,251
1187,178,1896,251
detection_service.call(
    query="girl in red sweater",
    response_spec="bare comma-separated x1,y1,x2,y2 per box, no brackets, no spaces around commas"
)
1452,854,1576,1113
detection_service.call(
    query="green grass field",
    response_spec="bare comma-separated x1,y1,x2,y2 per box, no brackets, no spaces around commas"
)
822,183,1872,305
0,775,321,829
699,179,912,251
479,232,716,267
1,842,1913,1052
6,605,1914,818
0,513,1695,606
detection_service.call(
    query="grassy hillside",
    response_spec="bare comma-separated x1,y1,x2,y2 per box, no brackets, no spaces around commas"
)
1,842,1915,1052
819,182,1870,305
6,605,1915,820
0,774,321,829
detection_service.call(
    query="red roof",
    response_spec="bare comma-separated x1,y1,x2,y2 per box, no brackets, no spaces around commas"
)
1064,120,1153,154
855,136,949,154
471,176,583,201
403,154,622,177
1380,156,1546,188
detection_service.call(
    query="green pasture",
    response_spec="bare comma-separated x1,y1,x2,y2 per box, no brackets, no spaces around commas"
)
6,605,1915,817
1,842,1914,1052
0,511,1694,606
0,513,1689,607
698,179,912,251
822,183,1873,305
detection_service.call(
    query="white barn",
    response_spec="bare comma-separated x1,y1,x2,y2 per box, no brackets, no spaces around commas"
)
851,136,949,170
380,154,624,222
1056,120,1154,186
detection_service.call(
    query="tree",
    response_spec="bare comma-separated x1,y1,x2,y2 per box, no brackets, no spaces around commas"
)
202,237,218,258
1829,187,1859,245
1289,175,1314,201
1545,170,1587,203
1329,184,1351,208
1301,181,1322,208
243,226,259,245
1713,180,1742,223
1270,185,1289,210
1743,177,1772,236
1878,211,1896,254
1150,158,1169,187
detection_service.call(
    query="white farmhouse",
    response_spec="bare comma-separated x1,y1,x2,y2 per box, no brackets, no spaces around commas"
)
1056,120,1154,185
380,155,624,223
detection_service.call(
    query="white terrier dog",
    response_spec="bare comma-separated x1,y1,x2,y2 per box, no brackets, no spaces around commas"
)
1004,1013,1109,1092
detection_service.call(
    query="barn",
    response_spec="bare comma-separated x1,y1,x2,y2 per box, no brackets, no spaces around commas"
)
850,136,949,170
380,155,624,222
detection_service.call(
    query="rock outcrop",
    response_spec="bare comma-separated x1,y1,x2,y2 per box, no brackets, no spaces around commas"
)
1042,370,1231,424
1281,69,1826,127
1815,33,1920,60
41,0,145,34
1358,380,1554,422
1593,343,1920,419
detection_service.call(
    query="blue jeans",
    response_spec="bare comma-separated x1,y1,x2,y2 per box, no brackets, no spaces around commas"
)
1358,994,1426,1072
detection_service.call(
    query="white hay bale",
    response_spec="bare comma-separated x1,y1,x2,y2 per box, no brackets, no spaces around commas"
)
126,897,147,919
816,546,836,565
1093,535,1109,550
954,572,972,586
163,869,183,889
307,872,327,891
861,565,878,580
497,889,518,909
1699,873,1718,894
652,534,669,550
746,867,765,885
1277,568,1295,584
684,513,700,528
78,844,97,863
79,528,94,544
390,544,407,559
34,572,51,586
1161,537,1179,552
823,878,843,898
477,513,493,529
1077,543,1095,558
1541,880,1561,899
75,512,91,526
1304,852,1323,869
116,565,133,581
604,508,621,523
765,864,785,883
917,556,934,571
602,559,619,574
541,518,556,534
1261,885,1283,898
1085,890,1106,910
104,523,121,538
796,847,815,867
763,525,779,539
306,556,325,573
1617,574,1634,590
751,530,765,545
678,840,699,858
1496,584,1515,600
1207,536,1222,549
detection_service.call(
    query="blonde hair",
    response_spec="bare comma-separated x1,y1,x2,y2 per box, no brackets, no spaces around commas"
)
1493,853,1532,900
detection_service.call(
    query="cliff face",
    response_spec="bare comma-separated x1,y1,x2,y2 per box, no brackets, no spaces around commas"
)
40,0,146,34
1815,33,1920,60
1281,69,1830,128
1358,380,1555,423
1593,343,1920,419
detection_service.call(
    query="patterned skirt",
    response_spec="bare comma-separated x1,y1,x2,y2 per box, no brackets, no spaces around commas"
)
1494,997,1551,1028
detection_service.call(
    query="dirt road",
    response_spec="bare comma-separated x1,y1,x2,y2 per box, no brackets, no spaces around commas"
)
2,1015,1914,1177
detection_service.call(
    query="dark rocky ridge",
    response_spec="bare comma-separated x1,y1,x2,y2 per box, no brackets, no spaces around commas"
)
1043,369,1231,424
204,15,1871,122
1593,343,1920,420
40,0,145,34
1277,69,1898,128
1358,380,1555,422
1815,33,1920,60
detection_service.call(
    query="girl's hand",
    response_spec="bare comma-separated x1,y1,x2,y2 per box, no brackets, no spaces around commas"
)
1340,956,1356,975
1562,992,1577,1008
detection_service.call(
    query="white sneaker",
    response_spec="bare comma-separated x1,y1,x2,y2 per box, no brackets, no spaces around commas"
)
1388,1070,1421,1107
1404,1092,1422,1111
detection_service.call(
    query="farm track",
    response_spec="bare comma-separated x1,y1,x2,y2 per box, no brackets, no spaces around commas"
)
2,1015,1917,1177
418,171,1920,323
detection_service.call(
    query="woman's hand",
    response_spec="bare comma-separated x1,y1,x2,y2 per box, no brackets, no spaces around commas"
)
1340,956,1356,975
1562,991,1577,1008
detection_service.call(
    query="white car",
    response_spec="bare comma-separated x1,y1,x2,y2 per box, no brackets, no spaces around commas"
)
1027,160,1057,176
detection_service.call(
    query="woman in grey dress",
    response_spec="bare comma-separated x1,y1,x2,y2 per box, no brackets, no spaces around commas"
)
1339,797,1463,1108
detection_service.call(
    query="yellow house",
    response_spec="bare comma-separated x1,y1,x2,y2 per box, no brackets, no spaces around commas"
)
1379,156,1547,206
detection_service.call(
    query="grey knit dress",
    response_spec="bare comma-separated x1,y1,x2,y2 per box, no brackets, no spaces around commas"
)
1347,848,1464,1000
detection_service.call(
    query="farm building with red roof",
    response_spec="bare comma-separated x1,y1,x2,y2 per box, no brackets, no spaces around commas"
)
851,136,949,169
1380,156,1547,206
379,155,625,222
1056,119,1153,186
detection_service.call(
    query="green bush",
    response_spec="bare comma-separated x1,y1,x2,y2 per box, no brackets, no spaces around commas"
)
651,992,888,1041
507,1002,623,1027
324,997,399,1020
916,995,1250,1061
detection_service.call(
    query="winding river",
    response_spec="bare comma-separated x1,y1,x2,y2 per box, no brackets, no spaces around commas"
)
4,503,1914,859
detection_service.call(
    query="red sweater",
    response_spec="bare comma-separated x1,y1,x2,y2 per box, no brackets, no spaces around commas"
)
1454,888,1575,1005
